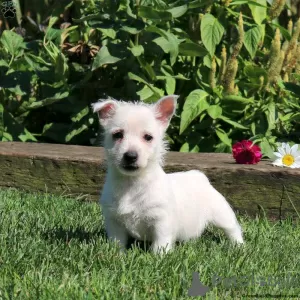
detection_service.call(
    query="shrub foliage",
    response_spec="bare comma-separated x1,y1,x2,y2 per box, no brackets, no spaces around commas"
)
0,0,300,156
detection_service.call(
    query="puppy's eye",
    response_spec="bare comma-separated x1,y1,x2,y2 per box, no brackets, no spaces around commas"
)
144,134,153,142
112,131,124,140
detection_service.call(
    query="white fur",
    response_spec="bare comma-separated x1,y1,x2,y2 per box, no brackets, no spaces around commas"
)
93,95,244,254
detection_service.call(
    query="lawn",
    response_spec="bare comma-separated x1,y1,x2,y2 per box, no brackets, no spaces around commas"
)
0,188,299,299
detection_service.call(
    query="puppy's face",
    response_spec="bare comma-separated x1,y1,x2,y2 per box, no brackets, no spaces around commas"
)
93,95,178,176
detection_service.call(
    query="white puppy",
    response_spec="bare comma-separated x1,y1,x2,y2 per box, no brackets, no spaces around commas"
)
93,95,244,253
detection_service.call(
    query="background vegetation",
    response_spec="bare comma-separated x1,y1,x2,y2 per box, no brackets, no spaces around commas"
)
1,0,300,156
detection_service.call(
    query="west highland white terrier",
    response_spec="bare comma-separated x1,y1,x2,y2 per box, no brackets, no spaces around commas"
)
92,95,244,253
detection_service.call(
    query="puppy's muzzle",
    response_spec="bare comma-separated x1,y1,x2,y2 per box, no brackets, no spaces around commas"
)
122,151,139,171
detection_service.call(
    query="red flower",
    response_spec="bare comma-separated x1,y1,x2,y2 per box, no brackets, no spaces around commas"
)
232,140,262,164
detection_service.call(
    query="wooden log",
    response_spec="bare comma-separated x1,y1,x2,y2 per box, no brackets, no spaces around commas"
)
0,142,299,220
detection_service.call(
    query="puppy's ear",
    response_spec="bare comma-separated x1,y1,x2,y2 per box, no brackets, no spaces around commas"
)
92,100,118,127
154,95,179,128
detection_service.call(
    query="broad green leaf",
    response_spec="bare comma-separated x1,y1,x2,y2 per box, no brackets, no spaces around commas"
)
148,27,179,65
119,0,136,17
180,89,209,134
0,71,31,96
260,138,276,159
165,77,176,94
128,72,149,85
207,105,222,119
157,74,189,80
203,54,212,68
215,143,231,153
215,127,232,147
180,142,199,153
200,14,225,56
48,16,59,29
0,103,3,138
153,37,172,53
291,74,300,81
2,132,13,142
270,23,291,41
244,65,267,78
66,123,88,142
203,54,220,68
279,112,293,122
289,113,300,121
256,112,268,135
259,24,265,43
283,82,300,97
45,28,62,42
55,52,69,81
179,41,207,56
138,6,172,21
244,26,262,58
92,46,121,71
189,0,212,8
29,91,69,109
130,45,144,57
288,113,300,121
180,142,190,152
98,28,116,39
4,112,37,142
265,102,276,131
18,129,38,142
0,60,9,68
0,30,24,56
137,85,154,101
71,107,89,122
165,32,179,66
167,5,188,18
219,115,248,129
73,14,108,23
190,145,200,153
121,26,142,34
249,0,267,24
244,65,268,83
42,123,68,143
121,18,145,34
230,0,267,7
128,72,163,97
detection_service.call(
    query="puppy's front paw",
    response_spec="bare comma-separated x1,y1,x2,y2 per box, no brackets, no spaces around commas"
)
151,240,173,255
235,238,244,245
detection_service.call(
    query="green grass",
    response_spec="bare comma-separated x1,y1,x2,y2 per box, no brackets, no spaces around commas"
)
0,188,299,300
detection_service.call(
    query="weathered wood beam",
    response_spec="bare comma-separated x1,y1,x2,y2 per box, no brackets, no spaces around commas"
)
0,142,299,220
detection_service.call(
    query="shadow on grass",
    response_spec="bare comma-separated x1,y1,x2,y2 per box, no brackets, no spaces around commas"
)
42,226,222,250
42,226,106,244
127,229,222,252
200,229,223,243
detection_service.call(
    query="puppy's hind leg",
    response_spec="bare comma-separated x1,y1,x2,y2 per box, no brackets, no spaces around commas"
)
211,197,244,244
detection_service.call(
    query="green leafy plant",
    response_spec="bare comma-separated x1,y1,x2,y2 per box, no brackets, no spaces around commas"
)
0,0,299,156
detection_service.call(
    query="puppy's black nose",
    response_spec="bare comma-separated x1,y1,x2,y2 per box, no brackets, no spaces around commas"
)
123,151,138,163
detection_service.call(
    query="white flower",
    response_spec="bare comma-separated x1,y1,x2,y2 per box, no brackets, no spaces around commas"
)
272,143,300,168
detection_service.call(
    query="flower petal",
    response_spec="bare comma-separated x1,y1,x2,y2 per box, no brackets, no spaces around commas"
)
272,158,283,166
286,143,291,154
278,147,286,156
291,160,300,168
290,144,299,156
273,152,283,158
281,142,287,149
